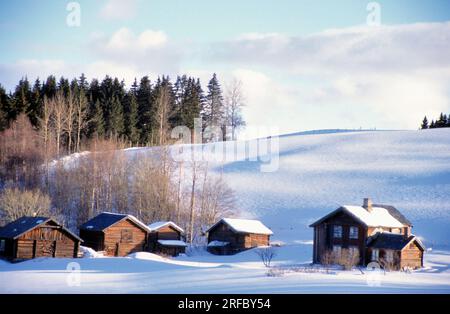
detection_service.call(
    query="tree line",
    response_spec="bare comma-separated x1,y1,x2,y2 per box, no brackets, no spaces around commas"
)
0,73,246,154
0,73,244,243
420,113,450,129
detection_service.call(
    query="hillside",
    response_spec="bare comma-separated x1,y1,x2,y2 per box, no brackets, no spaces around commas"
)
124,128,450,247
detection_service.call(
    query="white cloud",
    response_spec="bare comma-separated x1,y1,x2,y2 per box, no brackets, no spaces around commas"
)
100,0,138,20
206,22,450,130
90,28,181,76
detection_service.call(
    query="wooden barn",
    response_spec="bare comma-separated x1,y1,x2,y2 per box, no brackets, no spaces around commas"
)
310,198,425,270
0,216,82,261
79,212,150,257
147,221,187,256
206,218,273,255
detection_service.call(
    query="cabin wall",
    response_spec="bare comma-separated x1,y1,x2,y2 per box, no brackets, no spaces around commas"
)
400,242,423,269
14,223,79,259
103,219,147,256
79,230,104,251
148,226,183,254
0,238,14,258
208,222,270,254
314,212,367,265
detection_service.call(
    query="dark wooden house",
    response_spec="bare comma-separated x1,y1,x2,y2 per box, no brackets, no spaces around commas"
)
206,218,273,255
0,216,82,261
147,221,187,256
79,212,150,257
310,198,425,270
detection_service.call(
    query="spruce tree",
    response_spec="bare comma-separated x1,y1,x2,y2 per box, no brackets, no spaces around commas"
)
421,116,429,129
204,73,224,141
108,95,125,137
0,84,8,131
92,99,105,137
125,92,139,144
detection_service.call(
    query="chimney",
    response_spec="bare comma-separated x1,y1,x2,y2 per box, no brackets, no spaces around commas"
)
363,198,373,213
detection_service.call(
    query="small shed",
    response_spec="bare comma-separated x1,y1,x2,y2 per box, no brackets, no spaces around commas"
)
147,221,187,256
0,216,82,260
366,232,425,270
206,218,273,255
79,212,150,257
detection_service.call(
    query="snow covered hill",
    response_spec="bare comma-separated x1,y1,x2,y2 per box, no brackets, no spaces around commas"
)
2,128,450,294
126,128,450,247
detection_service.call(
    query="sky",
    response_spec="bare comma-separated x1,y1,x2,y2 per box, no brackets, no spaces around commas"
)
1,0,450,135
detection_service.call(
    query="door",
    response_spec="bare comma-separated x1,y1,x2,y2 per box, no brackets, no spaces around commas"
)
36,240,56,257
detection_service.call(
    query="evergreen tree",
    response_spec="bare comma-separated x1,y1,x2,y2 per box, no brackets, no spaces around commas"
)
29,79,42,126
0,84,9,131
11,77,31,120
436,113,447,128
430,120,436,128
203,73,224,141
91,99,105,137
124,92,139,144
136,76,153,143
42,75,57,99
420,116,429,129
108,95,125,137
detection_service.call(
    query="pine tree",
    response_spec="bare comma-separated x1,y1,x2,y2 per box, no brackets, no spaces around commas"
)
136,76,153,144
420,116,429,129
11,78,32,120
125,92,139,144
204,73,224,141
108,95,125,137
436,113,447,128
0,85,8,131
430,120,436,128
91,99,105,137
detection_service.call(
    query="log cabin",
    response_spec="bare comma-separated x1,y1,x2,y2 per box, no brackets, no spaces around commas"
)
147,221,187,256
310,198,425,270
206,218,273,255
0,216,82,261
79,212,150,257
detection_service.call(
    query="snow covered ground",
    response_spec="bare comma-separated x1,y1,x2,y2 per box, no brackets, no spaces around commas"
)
1,245,450,293
1,128,450,293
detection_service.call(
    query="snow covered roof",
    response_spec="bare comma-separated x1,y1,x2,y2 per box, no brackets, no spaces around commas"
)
0,216,82,241
207,240,229,247
157,240,187,247
310,205,408,228
148,221,184,233
367,232,425,251
206,218,273,235
80,212,151,233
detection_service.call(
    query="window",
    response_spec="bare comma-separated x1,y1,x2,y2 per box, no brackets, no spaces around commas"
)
333,225,343,238
348,246,359,258
371,249,379,261
332,245,342,258
0,239,5,252
349,226,359,239
120,229,133,243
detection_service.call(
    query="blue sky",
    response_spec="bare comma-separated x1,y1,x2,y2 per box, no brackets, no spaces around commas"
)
1,0,450,134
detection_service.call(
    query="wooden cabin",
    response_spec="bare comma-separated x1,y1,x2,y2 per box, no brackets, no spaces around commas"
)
0,216,82,261
79,212,150,257
206,218,273,255
310,198,425,270
147,221,187,256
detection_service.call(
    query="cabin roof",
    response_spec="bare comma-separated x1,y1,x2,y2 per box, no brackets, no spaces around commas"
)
372,204,412,226
79,212,150,233
0,216,82,241
148,221,184,234
367,232,425,251
157,239,187,247
206,218,273,235
309,205,407,228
